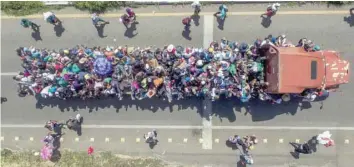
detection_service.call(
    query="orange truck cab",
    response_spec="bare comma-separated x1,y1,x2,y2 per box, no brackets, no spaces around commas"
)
262,44,350,94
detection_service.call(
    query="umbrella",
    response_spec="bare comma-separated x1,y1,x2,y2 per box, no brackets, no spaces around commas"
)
40,145,53,160
94,56,112,76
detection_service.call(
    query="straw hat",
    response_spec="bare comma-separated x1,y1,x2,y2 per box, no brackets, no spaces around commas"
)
79,57,88,64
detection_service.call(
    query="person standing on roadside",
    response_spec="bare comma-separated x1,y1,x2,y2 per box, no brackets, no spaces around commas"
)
214,4,228,20
126,8,136,22
91,13,110,27
21,19,40,32
191,1,201,15
182,16,193,31
261,3,280,18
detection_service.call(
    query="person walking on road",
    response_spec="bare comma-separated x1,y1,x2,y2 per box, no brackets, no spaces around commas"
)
191,1,201,15
43,11,60,25
261,3,280,18
126,8,137,22
21,19,40,32
144,129,158,144
91,13,110,27
182,16,193,31
214,4,228,20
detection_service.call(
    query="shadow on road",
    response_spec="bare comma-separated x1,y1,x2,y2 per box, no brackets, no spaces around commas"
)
191,14,200,26
182,28,192,40
124,22,139,38
33,94,312,123
344,8,354,27
54,21,65,37
216,17,225,30
95,23,109,38
261,16,272,28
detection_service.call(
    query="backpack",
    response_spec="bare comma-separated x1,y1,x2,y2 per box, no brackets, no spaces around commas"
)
182,18,190,25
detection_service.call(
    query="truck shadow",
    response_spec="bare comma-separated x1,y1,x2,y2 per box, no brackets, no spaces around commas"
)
33,95,313,123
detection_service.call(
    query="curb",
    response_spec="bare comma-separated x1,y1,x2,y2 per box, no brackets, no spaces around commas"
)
1,10,349,19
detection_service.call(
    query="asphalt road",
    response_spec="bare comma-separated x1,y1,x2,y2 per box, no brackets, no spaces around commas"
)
2,127,354,167
1,11,354,167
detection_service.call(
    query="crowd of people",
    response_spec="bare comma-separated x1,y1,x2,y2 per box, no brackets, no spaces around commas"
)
14,34,324,103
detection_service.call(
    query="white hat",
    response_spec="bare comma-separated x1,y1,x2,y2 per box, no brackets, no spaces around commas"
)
201,80,206,85
145,64,150,70
167,44,175,52
196,60,203,67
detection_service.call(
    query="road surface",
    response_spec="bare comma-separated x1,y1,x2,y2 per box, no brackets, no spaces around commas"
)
1,6,354,167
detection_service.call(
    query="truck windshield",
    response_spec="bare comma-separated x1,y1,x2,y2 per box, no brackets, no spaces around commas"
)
311,60,317,80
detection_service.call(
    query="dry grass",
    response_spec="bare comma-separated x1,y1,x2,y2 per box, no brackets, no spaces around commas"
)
1,149,185,167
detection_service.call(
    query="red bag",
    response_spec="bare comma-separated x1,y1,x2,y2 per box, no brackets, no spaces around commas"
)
182,18,190,25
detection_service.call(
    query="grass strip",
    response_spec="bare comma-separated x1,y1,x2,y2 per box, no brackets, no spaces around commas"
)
1,149,183,167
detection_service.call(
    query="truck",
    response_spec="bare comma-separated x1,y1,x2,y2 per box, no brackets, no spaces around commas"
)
262,44,350,94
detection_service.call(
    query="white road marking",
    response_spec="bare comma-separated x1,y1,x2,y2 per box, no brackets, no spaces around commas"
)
201,15,214,150
214,138,219,143
1,72,18,76
295,139,300,143
2,124,354,131
279,138,284,143
199,138,203,144
345,139,349,144
263,139,268,143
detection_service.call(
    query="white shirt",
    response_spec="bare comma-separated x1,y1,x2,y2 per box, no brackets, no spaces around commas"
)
191,1,201,8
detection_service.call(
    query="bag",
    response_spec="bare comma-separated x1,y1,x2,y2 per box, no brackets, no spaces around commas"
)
182,18,190,25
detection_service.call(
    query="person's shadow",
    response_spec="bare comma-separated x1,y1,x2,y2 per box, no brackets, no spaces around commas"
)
124,22,138,38
216,17,225,30
31,26,42,41
95,23,109,38
261,16,272,28
191,14,200,26
182,26,192,40
54,21,65,37
344,8,354,27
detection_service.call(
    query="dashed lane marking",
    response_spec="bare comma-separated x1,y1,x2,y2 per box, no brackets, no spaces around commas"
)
168,138,172,143
135,138,140,143
90,138,95,142
0,10,349,19
214,138,219,143
75,138,79,142
263,139,268,143
29,137,34,141
279,138,284,143
4,124,354,131
295,139,300,143
183,138,188,143
199,138,203,144
15,137,19,141
345,139,349,144
105,138,110,142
